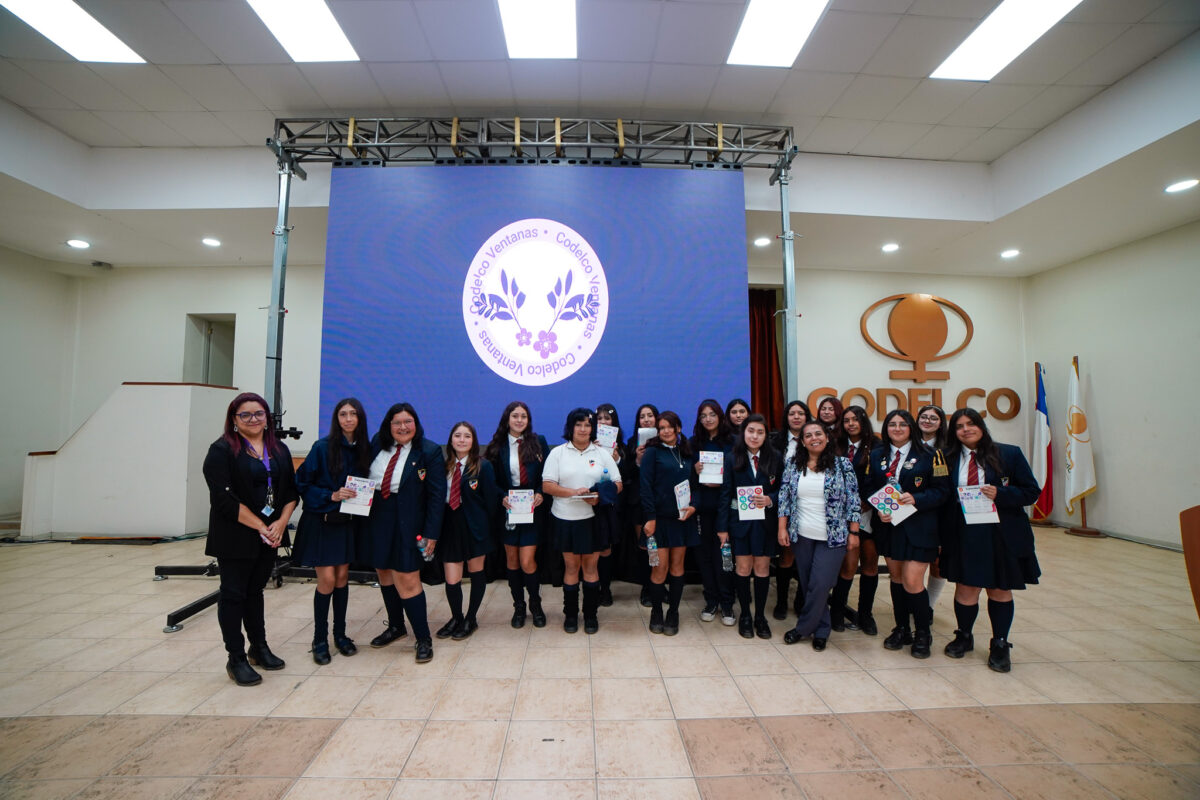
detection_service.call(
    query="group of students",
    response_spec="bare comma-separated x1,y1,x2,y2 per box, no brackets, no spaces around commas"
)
202,391,1041,687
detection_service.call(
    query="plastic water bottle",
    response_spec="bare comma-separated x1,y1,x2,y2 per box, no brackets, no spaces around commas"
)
720,541,733,572
646,534,660,567
601,468,610,482
416,535,434,562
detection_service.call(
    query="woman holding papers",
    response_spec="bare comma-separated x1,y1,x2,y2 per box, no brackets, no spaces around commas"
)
940,408,1041,672
778,421,860,651
864,409,950,659
832,405,882,635
690,399,737,625
542,408,621,634
366,403,446,664
640,410,699,636
203,392,299,686
484,401,550,629
596,404,632,607
717,414,779,639
770,400,812,620
295,397,372,665
436,422,499,642
627,403,659,607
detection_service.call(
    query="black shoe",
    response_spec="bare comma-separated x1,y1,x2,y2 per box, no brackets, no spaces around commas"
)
739,613,755,639
944,630,974,659
529,600,547,628
334,636,357,657
640,588,652,608
842,605,860,631
911,629,932,659
754,618,772,640
883,626,912,650
370,624,407,648
311,640,331,666
649,607,664,634
772,602,788,621
663,609,680,636
584,616,599,634
858,613,878,636
226,656,262,686
831,618,846,633
414,638,433,663
436,618,461,639
563,615,579,634
812,637,827,651
988,637,1013,672
599,586,614,607
782,629,804,645
452,618,478,641
511,604,527,629
246,644,285,670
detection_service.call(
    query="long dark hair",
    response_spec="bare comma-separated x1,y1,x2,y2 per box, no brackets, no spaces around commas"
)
222,392,282,457
796,420,837,475
372,402,424,450
947,407,1003,476
776,399,812,443
647,410,694,458
724,397,751,431
596,402,626,459
328,397,370,478
562,407,597,442
839,405,879,464
628,403,659,449
916,404,949,450
882,409,924,452
690,398,732,448
445,421,481,477
817,396,845,440
484,400,543,465
732,413,778,474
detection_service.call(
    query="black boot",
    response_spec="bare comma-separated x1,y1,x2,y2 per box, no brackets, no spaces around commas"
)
562,583,580,633
508,568,527,628
582,580,601,634
246,642,285,670
331,585,356,656
226,654,262,686
648,582,665,634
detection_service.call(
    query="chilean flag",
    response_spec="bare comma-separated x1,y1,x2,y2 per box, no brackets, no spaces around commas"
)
1031,362,1053,520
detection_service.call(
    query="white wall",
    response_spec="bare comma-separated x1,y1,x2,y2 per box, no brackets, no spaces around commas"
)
1024,220,1200,548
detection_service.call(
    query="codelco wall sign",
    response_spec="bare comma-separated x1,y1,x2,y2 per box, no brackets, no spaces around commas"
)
807,293,1021,422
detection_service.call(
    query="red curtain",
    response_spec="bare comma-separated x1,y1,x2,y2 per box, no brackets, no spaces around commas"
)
748,289,785,430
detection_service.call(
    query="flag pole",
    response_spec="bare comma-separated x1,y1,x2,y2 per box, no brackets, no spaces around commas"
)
1066,355,1103,537
1030,360,1054,527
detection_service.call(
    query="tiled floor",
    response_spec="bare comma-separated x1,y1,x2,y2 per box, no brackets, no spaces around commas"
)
0,529,1197,799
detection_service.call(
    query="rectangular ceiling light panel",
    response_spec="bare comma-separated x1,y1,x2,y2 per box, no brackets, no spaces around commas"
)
497,0,577,59
246,0,359,62
727,0,831,68
1,0,144,62
931,0,1086,82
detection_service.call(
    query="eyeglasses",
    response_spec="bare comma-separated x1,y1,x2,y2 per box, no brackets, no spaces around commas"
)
235,410,267,422
391,420,414,429
918,415,941,422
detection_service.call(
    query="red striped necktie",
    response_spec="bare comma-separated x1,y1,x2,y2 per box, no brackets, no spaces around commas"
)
968,452,980,486
380,448,401,499
516,438,527,485
449,462,463,510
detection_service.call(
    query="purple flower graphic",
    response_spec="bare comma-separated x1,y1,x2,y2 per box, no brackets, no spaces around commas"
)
534,330,558,359
515,328,532,347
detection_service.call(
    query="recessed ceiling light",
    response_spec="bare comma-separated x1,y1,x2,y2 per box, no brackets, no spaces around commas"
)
1001,249,1020,259
1165,178,1198,194
1,0,144,62
728,0,831,68
202,237,222,247
881,242,900,253
497,0,577,59
754,237,771,247
246,0,358,62
66,239,90,249
931,0,1085,82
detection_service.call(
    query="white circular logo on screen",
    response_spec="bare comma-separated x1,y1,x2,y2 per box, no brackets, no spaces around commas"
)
463,218,609,386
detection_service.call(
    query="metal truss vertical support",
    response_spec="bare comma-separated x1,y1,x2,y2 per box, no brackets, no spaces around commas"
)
264,140,306,428
772,148,800,403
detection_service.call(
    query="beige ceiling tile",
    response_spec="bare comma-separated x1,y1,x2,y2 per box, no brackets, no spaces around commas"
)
28,108,138,147
644,63,721,110
768,71,855,117
952,127,1037,162
850,121,934,158
94,110,192,147
579,62,652,108
332,0,433,61
158,65,268,111
0,59,78,109
578,0,663,62
1063,0,1165,23
12,60,141,111
212,110,279,146
827,75,919,120
229,65,326,111
88,65,204,112
511,61,581,108
297,63,389,112
706,66,790,115
832,0,913,12
163,0,289,64
368,63,451,109
437,61,514,109
864,15,980,78
1145,0,1200,22
87,0,216,64
940,84,1041,128
907,0,999,18
412,0,507,61
999,85,1104,130
653,1,744,65
901,124,986,160
1059,22,1200,85
153,111,245,146
801,117,877,154
885,79,980,125
793,10,902,73
0,8,74,61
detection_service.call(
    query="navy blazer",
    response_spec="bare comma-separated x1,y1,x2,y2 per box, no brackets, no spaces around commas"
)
203,437,298,559
943,443,1041,558
640,444,698,521
446,459,501,543
716,451,780,538
488,433,550,496
691,434,734,514
296,435,369,514
864,443,950,549
369,437,447,542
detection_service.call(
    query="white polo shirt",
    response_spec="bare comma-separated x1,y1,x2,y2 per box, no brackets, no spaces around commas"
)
542,441,619,521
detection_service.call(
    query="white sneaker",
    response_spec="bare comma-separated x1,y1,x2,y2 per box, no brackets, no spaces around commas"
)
700,605,717,622
721,612,737,626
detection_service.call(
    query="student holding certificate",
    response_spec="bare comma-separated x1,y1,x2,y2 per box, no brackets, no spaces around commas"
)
864,409,950,659
595,404,629,607
716,414,779,639
690,399,736,626
627,403,659,607
832,405,882,635
939,408,1041,672
295,397,372,665
640,410,698,636
916,404,951,618
769,400,812,621
484,401,550,629
203,392,299,686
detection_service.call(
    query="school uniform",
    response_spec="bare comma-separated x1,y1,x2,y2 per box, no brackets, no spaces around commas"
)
543,440,620,555
693,434,736,614
294,436,366,567
716,450,780,558
367,437,447,573
639,444,700,549
489,433,550,548
863,442,949,564
439,458,500,562
769,430,801,464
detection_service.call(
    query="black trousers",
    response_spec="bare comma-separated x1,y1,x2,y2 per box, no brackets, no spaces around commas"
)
695,508,733,609
217,545,276,656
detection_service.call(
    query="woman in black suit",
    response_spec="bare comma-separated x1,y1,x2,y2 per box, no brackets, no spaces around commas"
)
640,410,698,636
627,403,659,607
366,403,446,664
831,405,881,635
716,414,779,639
436,421,499,641
690,398,736,626
863,409,950,659
295,397,371,665
940,408,1042,672
769,399,812,621
483,401,550,629
203,392,298,686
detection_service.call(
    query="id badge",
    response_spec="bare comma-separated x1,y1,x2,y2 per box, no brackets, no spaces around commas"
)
260,503,274,517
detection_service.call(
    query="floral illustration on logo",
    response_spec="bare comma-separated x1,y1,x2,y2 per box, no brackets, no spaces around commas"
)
470,266,602,359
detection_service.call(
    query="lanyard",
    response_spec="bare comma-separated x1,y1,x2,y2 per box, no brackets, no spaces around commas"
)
244,438,274,504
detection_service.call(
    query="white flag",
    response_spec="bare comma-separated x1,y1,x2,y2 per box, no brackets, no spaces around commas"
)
1064,359,1096,514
